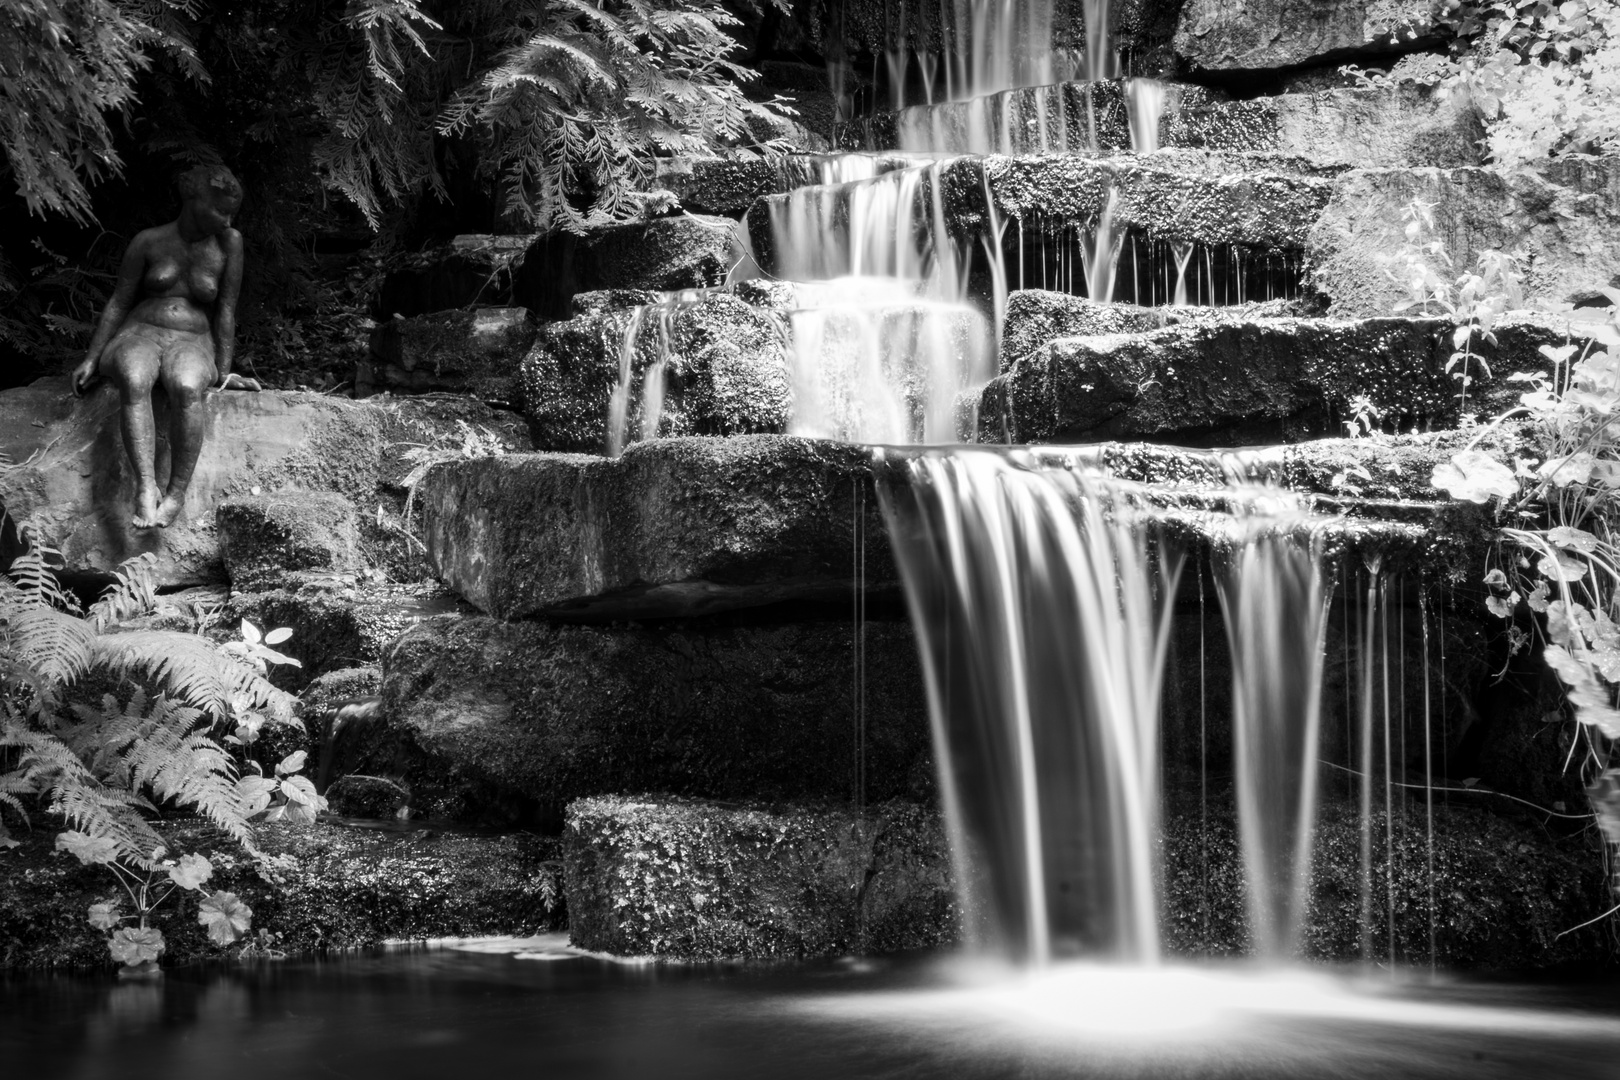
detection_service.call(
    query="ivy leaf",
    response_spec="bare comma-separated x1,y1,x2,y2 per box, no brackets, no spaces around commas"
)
1432,451,1519,502
241,618,262,646
198,891,253,945
1538,551,1587,581
1538,452,1597,485
87,902,121,930
1486,594,1517,619
109,926,166,966
263,627,293,646
1527,580,1551,612
168,853,213,891
55,831,118,866
1544,645,1620,737
1483,568,1510,588
276,750,308,776
1548,525,1601,552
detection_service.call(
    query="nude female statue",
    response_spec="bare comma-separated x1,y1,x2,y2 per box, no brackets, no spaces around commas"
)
72,165,261,529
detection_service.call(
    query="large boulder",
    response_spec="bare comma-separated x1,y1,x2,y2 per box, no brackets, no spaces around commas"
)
976,315,1570,446
358,306,537,406
565,796,954,959
1174,0,1438,73
519,292,791,453
513,215,751,319
1307,157,1620,315
337,614,931,823
0,380,530,586
420,435,896,620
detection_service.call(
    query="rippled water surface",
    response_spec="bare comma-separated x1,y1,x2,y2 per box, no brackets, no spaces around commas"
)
6,938,1620,1080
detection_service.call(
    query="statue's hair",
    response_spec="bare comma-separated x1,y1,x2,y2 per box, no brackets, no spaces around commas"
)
177,165,243,209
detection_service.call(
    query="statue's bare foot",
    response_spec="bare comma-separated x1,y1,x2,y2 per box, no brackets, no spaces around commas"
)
153,493,186,529
132,488,162,530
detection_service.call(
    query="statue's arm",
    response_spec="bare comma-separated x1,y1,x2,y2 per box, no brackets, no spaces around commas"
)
212,228,245,387
73,235,147,395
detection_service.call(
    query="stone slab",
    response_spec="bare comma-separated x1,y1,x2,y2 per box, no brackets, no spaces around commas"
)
420,435,895,620
341,614,930,824
1174,0,1438,73
976,314,1569,446
564,796,954,960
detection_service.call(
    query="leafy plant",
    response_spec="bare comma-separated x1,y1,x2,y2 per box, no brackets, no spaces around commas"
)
0,538,309,875
1384,197,1525,412
61,837,252,974
1431,293,1620,893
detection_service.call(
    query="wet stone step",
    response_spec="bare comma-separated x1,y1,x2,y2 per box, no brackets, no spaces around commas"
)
422,435,1490,624
746,154,1334,277
976,312,1572,447
851,81,1480,170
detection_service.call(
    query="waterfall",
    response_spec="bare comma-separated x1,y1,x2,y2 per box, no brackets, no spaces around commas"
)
1125,78,1166,153
1212,494,1333,959
878,450,1181,962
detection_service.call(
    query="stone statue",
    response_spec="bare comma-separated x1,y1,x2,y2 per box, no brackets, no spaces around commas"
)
72,165,261,529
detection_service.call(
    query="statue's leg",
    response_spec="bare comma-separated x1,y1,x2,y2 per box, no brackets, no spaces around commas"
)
99,328,164,528
152,334,218,529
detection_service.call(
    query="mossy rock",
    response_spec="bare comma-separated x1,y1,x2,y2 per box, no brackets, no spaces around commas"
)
564,796,956,960
216,491,363,592
343,612,931,825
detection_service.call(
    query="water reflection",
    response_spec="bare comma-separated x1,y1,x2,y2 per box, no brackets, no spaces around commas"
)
5,941,1620,1080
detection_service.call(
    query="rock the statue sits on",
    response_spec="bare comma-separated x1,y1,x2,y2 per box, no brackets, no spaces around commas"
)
71,164,260,530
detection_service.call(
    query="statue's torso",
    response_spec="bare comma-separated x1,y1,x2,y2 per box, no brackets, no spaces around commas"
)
127,224,231,336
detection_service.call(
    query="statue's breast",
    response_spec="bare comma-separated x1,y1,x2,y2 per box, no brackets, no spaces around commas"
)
143,259,182,294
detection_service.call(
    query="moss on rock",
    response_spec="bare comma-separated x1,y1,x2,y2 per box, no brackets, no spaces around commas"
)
563,796,955,960
216,492,363,592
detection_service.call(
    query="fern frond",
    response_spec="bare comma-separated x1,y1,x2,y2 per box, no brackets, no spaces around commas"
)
0,600,94,691
92,631,294,721
87,552,161,632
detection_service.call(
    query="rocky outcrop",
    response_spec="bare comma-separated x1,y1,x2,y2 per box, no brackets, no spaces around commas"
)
513,215,751,319
339,614,930,823
216,491,362,592
0,380,530,586
1307,157,1620,315
565,796,954,960
977,315,1568,446
519,292,791,453
358,307,536,406
420,436,895,620
1174,0,1438,73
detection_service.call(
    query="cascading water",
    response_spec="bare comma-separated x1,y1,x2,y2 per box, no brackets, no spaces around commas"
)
1211,496,1333,960
879,446,1356,963
878,449,1180,962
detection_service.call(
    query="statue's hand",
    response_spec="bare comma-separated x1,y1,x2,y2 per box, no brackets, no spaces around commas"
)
215,372,262,392
71,358,99,397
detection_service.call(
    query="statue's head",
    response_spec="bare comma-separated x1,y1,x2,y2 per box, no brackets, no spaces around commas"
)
177,165,243,232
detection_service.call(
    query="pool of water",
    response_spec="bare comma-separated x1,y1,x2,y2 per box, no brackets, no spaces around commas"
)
6,938,1619,1080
